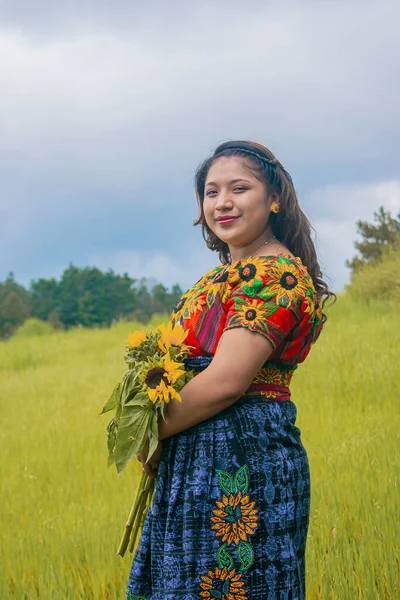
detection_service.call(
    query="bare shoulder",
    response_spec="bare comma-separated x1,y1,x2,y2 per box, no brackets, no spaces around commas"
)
267,243,296,260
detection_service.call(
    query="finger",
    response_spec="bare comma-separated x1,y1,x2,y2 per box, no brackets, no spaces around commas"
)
142,463,158,478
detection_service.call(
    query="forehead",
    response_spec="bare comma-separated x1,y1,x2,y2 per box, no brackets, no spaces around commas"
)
205,155,257,183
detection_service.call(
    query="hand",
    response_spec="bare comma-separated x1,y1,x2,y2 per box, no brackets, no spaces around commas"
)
136,436,162,479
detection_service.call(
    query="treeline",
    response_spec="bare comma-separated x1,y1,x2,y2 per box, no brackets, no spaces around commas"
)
0,265,184,340
345,206,400,305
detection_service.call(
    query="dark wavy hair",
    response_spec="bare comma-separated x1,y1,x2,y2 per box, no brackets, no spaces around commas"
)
193,140,336,321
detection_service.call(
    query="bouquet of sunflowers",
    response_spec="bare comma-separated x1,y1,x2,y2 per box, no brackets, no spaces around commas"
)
99,321,195,557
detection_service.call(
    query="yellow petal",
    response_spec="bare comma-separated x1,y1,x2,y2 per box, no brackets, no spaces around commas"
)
127,330,147,348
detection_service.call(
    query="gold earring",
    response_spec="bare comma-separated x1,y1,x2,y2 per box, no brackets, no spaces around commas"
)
271,202,280,213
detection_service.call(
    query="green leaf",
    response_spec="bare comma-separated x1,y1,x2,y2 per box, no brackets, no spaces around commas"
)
257,286,275,301
278,294,291,308
146,411,160,463
124,391,152,408
106,417,117,467
114,405,153,474
121,370,141,406
206,291,215,309
159,400,166,421
98,381,121,416
234,464,249,494
216,470,234,495
237,540,254,572
216,543,234,570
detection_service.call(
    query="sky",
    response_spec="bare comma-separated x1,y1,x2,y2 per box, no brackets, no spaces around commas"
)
1,0,399,294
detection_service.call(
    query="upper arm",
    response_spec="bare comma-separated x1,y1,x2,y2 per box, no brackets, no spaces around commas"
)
207,326,275,398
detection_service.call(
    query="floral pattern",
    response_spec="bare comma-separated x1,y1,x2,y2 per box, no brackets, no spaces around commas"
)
199,566,248,599
198,465,259,598
126,396,312,599
211,489,259,546
169,255,323,383
125,253,322,599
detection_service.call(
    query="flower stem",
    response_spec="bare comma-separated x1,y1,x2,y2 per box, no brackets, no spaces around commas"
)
117,471,148,557
127,475,154,553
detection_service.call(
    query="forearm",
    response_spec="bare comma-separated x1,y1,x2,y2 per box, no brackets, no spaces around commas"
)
158,368,241,440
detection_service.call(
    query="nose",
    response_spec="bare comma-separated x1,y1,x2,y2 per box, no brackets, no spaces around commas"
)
215,190,233,210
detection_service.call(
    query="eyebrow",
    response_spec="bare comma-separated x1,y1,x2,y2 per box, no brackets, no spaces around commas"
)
205,178,251,187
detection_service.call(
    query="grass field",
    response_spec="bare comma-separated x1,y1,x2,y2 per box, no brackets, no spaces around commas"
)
0,294,398,599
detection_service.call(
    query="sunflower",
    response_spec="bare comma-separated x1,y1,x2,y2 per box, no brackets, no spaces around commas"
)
199,566,248,599
138,352,186,404
158,321,189,353
228,298,273,331
189,295,207,315
206,268,231,304
227,256,270,287
267,259,308,305
254,367,282,386
127,330,147,348
303,295,315,317
315,300,323,321
210,490,259,546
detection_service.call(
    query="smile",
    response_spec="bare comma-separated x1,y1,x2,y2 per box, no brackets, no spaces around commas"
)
216,217,240,224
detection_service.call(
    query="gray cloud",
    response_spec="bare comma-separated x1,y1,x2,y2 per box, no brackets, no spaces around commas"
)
0,0,399,292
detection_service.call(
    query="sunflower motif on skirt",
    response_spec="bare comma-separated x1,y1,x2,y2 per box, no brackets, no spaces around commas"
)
210,490,259,545
267,259,309,306
199,567,248,600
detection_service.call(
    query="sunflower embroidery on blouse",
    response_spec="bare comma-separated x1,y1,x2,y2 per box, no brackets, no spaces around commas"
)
265,258,309,307
226,256,270,296
205,267,231,305
225,296,278,336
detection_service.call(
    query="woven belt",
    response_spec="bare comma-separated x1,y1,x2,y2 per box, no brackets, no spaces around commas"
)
183,356,292,401
245,382,291,401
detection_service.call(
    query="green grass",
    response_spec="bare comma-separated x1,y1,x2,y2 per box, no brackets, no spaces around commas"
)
0,298,398,599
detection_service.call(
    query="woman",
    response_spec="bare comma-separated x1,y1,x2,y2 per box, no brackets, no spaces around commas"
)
126,140,335,599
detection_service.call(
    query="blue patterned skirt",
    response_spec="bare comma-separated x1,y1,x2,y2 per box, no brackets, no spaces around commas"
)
126,360,310,600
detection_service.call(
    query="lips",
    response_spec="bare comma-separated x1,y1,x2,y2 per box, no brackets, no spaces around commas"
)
216,216,240,222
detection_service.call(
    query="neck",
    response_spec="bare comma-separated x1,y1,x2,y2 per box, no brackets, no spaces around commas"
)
228,230,275,264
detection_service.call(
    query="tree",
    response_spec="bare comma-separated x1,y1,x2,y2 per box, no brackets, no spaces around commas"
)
346,206,400,273
31,278,59,321
0,292,28,338
0,273,32,339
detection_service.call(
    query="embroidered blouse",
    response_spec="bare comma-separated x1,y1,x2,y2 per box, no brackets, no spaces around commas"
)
168,253,324,401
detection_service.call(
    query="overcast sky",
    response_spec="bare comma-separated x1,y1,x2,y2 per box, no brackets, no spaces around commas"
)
1,0,399,294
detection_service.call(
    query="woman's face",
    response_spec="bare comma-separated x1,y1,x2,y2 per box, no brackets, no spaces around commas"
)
203,156,276,254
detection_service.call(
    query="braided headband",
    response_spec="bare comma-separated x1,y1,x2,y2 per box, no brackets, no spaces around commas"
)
214,145,294,185
213,146,278,166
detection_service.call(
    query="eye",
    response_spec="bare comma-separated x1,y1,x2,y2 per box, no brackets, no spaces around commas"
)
234,186,247,192
205,190,217,197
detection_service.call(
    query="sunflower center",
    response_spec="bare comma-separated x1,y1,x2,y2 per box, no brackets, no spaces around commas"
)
280,271,298,290
245,308,257,321
239,263,257,281
173,298,186,313
214,269,229,283
145,367,168,389
224,503,242,523
211,578,230,597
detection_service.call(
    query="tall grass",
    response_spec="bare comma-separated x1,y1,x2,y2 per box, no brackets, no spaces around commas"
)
0,299,398,599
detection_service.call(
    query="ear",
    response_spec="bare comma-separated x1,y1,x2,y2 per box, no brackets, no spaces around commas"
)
267,190,279,207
